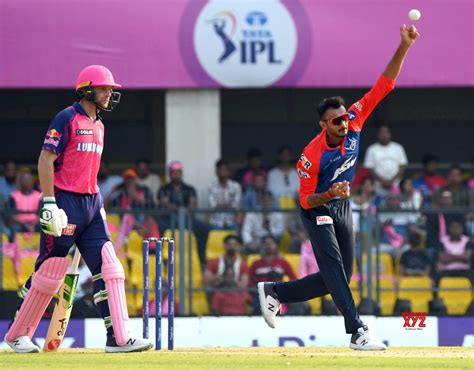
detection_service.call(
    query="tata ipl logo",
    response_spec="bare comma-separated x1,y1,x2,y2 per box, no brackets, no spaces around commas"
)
181,0,311,87
207,10,281,65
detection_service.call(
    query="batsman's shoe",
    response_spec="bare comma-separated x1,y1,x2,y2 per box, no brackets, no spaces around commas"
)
105,335,153,353
258,282,281,329
349,325,387,351
4,335,40,353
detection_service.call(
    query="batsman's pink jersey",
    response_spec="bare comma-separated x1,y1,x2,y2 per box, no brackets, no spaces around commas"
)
42,102,104,194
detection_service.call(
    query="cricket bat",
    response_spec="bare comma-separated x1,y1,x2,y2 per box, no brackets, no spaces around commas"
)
43,248,81,352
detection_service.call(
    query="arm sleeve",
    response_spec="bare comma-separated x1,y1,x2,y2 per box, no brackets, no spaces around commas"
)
241,213,254,244
297,149,320,209
397,144,408,165
348,75,395,132
363,146,375,169
208,186,218,208
266,169,277,195
231,182,242,208
270,213,285,238
42,109,73,155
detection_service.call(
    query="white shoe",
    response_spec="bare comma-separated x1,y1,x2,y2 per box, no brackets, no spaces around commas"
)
4,335,40,353
349,325,387,351
105,336,153,353
258,282,281,329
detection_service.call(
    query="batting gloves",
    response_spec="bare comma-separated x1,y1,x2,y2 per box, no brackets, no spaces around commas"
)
40,197,68,237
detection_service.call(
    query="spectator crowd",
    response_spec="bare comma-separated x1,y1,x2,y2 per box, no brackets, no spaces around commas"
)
1,125,473,316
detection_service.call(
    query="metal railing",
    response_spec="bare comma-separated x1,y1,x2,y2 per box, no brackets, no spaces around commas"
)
1,205,473,316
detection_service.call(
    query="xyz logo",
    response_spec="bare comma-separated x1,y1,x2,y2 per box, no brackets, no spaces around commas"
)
330,156,356,181
402,312,427,330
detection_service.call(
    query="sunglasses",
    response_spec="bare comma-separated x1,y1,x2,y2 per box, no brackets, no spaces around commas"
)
326,113,349,126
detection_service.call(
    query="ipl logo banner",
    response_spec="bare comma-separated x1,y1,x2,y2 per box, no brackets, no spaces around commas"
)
180,0,311,87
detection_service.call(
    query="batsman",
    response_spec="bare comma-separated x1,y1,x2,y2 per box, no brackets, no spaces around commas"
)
4,65,152,353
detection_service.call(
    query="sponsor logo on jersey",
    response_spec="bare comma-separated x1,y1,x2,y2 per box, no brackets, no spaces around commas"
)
354,101,363,112
348,110,356,120
76,129,93,135
330,155,357,181
344,137,357,151
61,224,76,236
44,138,60,147
316,216,333,225
46,129,62,139
323,155,342,171
299,153,312,169
44,129,62,147
76,142,103,154
297,169,310,179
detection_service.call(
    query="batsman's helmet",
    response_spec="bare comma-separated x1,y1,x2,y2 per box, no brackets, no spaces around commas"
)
75,65,121,111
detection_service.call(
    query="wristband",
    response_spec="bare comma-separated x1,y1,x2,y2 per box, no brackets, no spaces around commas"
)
325,189,336,200
43,196,56,204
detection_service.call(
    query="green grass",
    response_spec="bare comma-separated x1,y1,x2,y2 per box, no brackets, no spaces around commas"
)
1,347,473,369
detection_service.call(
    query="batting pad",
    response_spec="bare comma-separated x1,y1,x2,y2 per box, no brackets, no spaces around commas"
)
101,241,130,346
6,257,69,341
